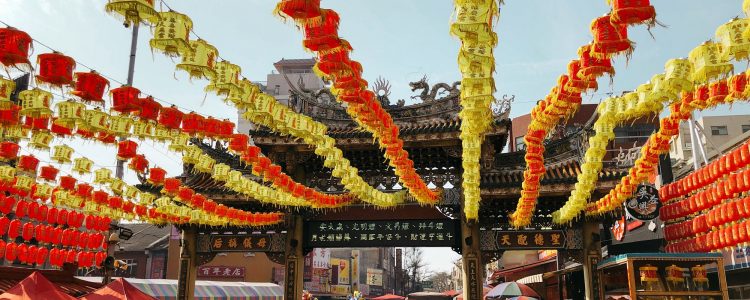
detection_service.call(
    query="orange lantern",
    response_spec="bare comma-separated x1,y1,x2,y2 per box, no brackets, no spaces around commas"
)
590,15,632,59
148,167,166,186
128,154,148,173
609,0,656,26
275,0,321,20
0,27,33,69
36,52,75,87
71,71,109,104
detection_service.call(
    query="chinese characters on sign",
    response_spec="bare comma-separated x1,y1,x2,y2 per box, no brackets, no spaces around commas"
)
466,258,481,300
625,184,661,221
366,268,383,286
204,234,273,252
484,230,567,250
197,266,245,279
305,220,459,248
286,260,297,300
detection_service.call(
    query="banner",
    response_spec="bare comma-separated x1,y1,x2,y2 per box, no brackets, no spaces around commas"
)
313,248,330,269
366,268,383,286
338,259,350,285
351,250,360,289
331,285,351,295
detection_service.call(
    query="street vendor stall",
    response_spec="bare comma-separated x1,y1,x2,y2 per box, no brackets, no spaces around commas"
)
597,253,728,300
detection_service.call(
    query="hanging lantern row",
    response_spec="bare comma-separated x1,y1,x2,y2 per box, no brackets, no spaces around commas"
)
587,71,750,216
274,1,438,206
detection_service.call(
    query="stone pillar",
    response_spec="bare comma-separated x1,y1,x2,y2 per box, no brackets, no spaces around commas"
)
582,221,601,300
177,227,198,300
460,218,483,300
284,216,305,300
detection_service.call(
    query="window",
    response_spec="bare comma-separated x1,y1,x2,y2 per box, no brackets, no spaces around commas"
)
274,85,280,95
743,125,750,133
684,142,692,149
515,136,525,151
711,125,728,135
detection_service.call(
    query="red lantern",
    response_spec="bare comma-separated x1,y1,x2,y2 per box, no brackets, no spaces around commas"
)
27,202,39,220
17,155,40,173
708,79,729,105
177,187,195,202
163,178,181,195
23,116,50,131
14,201,27,219
51,227,62,245
610,0,656,26
71,71,109,103
77,183,93,200
65,249,76,263
26,245,37,265
7,219,20,239
50,120,73,136
108,196,123,210
0,142,19,161
276,0,321,19
59,176,76,191
148,167,167,186
36,52,75,86
0,217,9,236
4,242,16,262
566,59,598,92
729,73,748,100
128,154,149,173
590,15,632,58
97,132,117,145
110,86,142,114
57,209,69,226
20,222,33,241
47,207,58,225
0,104,21,125
158,105,184,129
137,96,161,121
218,119,235,138
95,251,106,267
181,112,205,135
117,140,138,160
35,247,47,265
37,205,48,222
39,165,59,181
0,27,33,68
203,117,221,137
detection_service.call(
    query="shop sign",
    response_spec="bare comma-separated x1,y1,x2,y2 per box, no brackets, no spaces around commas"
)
331,285,351,295
481,230,568,250
197,266,245,278
466,258,481,300
722,246,750,270
312,248,330,269
196,233,285,253
625,184,661,221
611,216,625,241
285,259,297,300
366,268,383,286
304,219,459,248
351,250,361,287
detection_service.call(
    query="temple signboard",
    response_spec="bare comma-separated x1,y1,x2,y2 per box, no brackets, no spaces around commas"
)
196,233,286,253
480,229,583,251
304,219,459,248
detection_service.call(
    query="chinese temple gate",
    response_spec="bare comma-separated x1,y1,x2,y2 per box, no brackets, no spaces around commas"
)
168,78,631,300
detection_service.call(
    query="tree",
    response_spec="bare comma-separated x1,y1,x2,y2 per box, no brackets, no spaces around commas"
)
403,248,426,293
428,271,452,292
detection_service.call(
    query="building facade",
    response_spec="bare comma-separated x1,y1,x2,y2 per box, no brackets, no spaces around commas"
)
670,114,750,162
303,248,396,298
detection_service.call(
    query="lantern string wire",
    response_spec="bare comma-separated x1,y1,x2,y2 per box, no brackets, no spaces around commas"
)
157,0,231,63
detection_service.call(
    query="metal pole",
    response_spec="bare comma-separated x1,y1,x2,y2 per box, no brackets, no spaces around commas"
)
692,121,710,165
687,116,702,170
115,22,139,180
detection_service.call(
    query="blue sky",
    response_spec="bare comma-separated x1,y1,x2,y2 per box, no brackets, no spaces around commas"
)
2,0,750,274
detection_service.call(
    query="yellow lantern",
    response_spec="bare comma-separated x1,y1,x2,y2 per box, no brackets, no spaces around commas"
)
18,88,53,117
226,170,243,189
182,145,202,165
34,183,53,200
0,77,16,109
227,79,253,107
55,100,85,126
2,125,27,140
153,125,173,142
0,165,16,182
72,157,94,175
150,11,193,57
663,58,693,94
108,115,133,136
94,168,113,184
168,132,190,152
15,175,34,191
458,50,494,79
139,192,156,205
205,60,241,96
124,185,140,199
176,39,218,80
212,163,230,182
132,120,154,139
52,145,74,164
716,17,750,61
82,109,109,132
688,41,733,84
104,0,159,26
29,131,53,150
109,178,125,195
194,154,215,173
450,1,499,45
240,83,262,110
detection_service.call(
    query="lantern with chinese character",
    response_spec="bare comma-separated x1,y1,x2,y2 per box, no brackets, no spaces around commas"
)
132,120,154,139
82,108,109,132
19,88,53,117
94,168,112,185
609,0,656,27
0,104,20,125
147,167,166,186
194,154,215,174
716,18,750,62
163,178,181,195
590,15,632,59
117,140,138,160
29,131,53,150
0,142,19,162
71,71,109,104
175,39,218,80
73,157,94,175
137,96,161,122
158,105,184,129
110,86,142,114
181,112,205,136
0,27,33,69
150,11,193,57
206,60,242,96
128,154,148,173
55,100,85,127
36,52,75,87
104,0,159,26
108,115,133,137
689,41,733,84
0,76,15,108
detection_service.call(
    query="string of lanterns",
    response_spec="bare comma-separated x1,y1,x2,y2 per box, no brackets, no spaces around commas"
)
109,1,407,207
586,69,749,216
511,1,658,227
274,0,438,205
448,0,500,221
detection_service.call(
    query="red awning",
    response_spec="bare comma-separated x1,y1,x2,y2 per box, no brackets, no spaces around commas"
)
80,278,157,300
372,294,406,300
0,272,77,300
